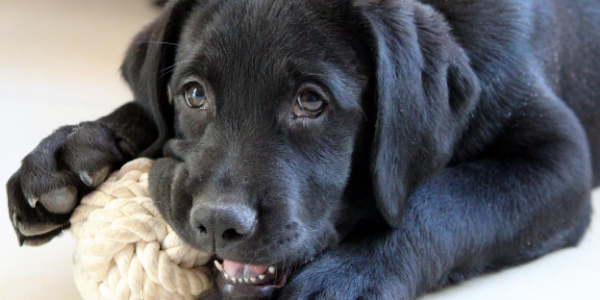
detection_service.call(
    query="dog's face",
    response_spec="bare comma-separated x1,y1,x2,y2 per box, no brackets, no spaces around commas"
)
168,0,370,273
122,0,480,297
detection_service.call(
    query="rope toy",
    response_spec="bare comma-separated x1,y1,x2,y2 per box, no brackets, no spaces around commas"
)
70,158,215,300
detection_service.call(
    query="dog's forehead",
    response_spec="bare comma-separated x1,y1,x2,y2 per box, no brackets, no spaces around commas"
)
180,0,345,49
174,0,361,83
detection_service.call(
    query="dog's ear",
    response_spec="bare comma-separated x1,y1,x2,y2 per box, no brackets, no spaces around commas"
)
121,0,199,157
355,1,481,227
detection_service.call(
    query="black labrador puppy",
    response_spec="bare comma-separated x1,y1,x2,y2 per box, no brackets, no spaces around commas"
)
7,0,600,299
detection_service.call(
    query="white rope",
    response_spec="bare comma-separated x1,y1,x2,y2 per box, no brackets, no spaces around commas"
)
70,158,214,300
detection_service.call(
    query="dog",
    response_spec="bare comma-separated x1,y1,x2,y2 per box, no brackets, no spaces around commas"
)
7,0,600,299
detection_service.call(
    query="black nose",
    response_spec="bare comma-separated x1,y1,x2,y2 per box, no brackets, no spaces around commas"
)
191,201,257,247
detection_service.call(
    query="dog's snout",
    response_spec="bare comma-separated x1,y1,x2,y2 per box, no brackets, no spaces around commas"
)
191,201,257,247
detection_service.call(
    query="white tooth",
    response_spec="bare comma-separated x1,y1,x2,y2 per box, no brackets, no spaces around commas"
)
250,277,256,283
244,278,250,283
224,273,229,279
231,276,237,282
238,278,243,283
214,261,223,272
268,266,275,274
258,275,265,280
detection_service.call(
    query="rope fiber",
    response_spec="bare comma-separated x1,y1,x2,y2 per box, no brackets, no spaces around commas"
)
70,158,214,300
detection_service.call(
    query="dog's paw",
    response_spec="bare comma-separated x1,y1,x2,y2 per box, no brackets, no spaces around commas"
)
7,122,135,246
277,247,410,300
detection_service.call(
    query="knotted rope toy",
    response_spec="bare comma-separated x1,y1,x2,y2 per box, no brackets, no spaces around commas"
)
69,158,214,300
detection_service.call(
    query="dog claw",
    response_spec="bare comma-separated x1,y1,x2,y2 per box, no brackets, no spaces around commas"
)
11,212,18,228
39,186,78,214
17,235,24,247
79,167,110,188
79,172,94,187
27,197,39,208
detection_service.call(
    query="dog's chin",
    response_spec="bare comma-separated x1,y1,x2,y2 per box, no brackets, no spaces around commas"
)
212,257,311,299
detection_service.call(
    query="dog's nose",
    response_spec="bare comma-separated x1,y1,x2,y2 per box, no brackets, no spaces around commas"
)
191,201,257,247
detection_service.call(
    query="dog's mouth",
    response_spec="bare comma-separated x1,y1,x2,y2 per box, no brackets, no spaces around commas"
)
214,259,291,298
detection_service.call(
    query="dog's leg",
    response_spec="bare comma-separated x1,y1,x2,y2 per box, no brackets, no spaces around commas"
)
278,98,593,299
7,101,158,246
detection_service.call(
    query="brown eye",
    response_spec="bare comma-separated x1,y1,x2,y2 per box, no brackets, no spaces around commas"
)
184,83,206,109
294,90,325,118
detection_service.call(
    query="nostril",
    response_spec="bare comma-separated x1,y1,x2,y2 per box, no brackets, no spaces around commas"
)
191,200,257,245
222,228,244,241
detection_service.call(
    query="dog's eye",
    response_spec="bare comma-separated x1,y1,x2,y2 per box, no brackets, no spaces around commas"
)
294,90,325,118
184,83,206,109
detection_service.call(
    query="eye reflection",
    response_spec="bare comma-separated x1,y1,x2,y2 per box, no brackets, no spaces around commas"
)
184,83,206,109
294,90,325,118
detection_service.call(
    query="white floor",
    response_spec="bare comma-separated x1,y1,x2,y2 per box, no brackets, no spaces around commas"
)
0,1,598,299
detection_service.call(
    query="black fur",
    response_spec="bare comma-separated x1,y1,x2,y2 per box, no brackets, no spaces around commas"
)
7,0,600,299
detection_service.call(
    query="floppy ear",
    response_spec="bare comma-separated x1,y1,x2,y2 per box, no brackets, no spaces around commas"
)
355,0,481,227
121,0,199,157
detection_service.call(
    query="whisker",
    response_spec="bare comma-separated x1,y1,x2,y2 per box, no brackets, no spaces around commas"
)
136,41,181,47
159,59,197,79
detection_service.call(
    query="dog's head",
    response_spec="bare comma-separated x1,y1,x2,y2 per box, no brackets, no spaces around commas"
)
122,0,479,297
